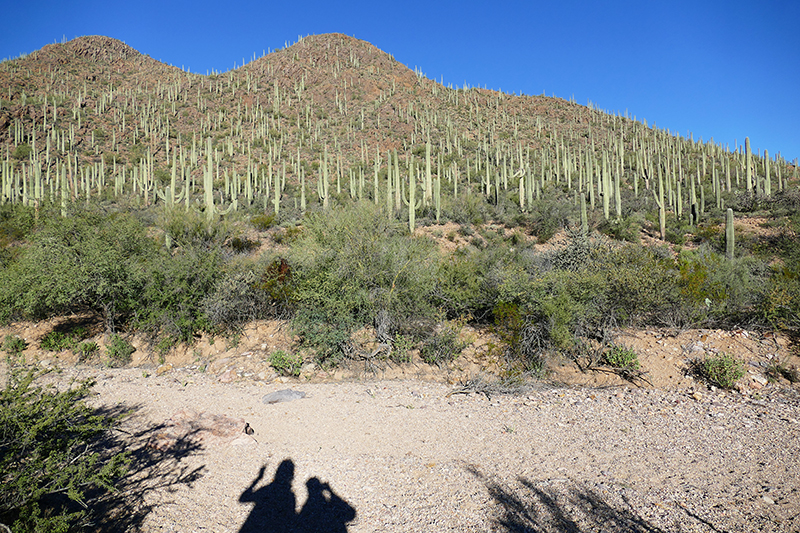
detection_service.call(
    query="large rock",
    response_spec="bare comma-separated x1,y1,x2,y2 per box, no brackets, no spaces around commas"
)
147,409,255,451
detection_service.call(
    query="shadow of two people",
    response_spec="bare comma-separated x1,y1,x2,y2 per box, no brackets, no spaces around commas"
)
239,459,356,533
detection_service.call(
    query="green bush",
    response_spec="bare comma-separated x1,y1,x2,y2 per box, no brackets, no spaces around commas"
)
250,213,277,231
136,247,222,342
677,247,768,325
202,256,284,332
40,327,89,352
76,341,99,361
0,369,129,532
0,208,154,330
289,202,439,364
603,345,640,370
160,208,237,250
697,353,745,389
420,321,467,366
2,335,26,355
269,350,303,377
105,334,134,367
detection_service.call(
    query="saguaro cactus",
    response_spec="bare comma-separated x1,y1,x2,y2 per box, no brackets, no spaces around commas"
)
725,208,735,260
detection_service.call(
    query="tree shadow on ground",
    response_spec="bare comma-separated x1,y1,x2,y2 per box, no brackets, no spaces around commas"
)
467,464,669,533
238,459,356,533
83,403,207,532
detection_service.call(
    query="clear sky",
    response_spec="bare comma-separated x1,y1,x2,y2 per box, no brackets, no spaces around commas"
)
3,0,798,161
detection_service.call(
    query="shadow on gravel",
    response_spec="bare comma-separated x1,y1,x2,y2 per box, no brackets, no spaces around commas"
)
239,458,356,533
85,404,207,532
467,465,668,533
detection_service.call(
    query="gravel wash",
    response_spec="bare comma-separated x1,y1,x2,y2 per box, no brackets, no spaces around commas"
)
37,366,800,532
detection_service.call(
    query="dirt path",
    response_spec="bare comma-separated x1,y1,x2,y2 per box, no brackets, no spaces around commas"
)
3,319,800,531
8,363,798,532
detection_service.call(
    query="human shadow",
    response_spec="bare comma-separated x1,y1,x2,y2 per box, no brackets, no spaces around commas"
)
239,459,356,533
467,464,670,533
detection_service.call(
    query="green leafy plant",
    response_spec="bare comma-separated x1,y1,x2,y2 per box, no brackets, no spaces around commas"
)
697,353,745,389
420,321,468,366
40,327,89,352
269,350,303,377
105,334,134,367
602,345,640,370
0,368,130,532
2,335,26,355
76,341,99,361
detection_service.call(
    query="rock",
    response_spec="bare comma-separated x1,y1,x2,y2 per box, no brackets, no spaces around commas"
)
208,358,231,374
147,409,252,450
218,369,236,383
691,392,703,401
762,496,776,505
262,389,307,404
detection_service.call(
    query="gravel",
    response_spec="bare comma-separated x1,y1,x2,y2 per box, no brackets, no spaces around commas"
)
29,366,800,532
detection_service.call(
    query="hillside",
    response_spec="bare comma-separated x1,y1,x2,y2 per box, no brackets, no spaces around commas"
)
2,35,800,532
0,33,798,376
4,32,793,223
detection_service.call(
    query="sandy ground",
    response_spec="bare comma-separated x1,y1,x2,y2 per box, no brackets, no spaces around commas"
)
2,318,800,532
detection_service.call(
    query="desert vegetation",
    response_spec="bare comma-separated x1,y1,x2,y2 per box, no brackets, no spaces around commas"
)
0,33,799,530
0,33,798,370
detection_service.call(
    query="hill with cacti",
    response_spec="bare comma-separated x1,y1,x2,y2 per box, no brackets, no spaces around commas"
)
4,32,795,227
1,32,799,371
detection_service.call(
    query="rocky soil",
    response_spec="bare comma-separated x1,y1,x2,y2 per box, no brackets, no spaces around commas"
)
2,318,800,532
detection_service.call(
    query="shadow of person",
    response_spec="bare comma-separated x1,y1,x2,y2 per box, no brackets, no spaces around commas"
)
238,459,297,533
297,477,356,533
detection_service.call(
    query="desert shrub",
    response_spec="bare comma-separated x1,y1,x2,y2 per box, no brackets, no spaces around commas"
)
420,320,467,366
12,143,31,160
598,215,642,243
696,353,745,389
289,202,439,365
434,247,498,320
160,208,237,250
40,327,89,352
526,191,578,242
269,350,302,377
105,334,134,367
599,244,684,326
491,302,547,373
76,341,99,361
760,264,800,332
0,203,36,249
548,227,593,271
2,335,26,355
0,209,153,330
250,213,277,231
443,193,491,225
136,247,222,342
202,257,278,332
0,369,129,532
390,333,414,363
677,247,768,325
603,345,640,370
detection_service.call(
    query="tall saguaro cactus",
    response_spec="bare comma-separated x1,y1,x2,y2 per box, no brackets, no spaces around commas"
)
725,208,735,260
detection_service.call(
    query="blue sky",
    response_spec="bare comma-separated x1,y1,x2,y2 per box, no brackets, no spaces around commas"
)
3,0,798,161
